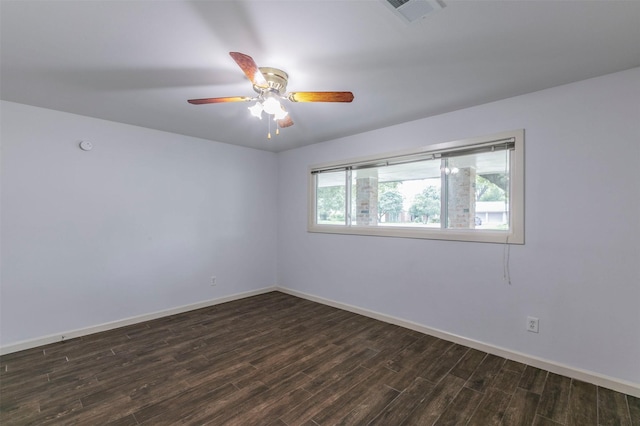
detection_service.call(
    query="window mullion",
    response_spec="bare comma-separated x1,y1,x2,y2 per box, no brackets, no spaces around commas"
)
345,169,352,226
440,158,448,229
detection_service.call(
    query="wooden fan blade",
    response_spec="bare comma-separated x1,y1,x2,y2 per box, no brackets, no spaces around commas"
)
229,52,267,88
187,96,252,104
288,91,354,103
278,115,294,128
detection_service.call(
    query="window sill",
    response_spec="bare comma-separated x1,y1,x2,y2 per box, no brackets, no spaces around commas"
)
307,223,524,244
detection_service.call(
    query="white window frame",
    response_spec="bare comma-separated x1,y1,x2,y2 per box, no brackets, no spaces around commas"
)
308,130,524,244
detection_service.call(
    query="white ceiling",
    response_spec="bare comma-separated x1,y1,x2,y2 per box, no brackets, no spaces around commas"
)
2,0,639,152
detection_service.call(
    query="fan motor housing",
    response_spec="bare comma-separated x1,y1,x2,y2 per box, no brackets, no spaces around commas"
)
255,67,289,95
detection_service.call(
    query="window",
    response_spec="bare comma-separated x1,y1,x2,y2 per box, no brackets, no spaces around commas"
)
308,130,524,244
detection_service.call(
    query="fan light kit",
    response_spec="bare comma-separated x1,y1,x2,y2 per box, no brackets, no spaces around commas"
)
188,52,354,139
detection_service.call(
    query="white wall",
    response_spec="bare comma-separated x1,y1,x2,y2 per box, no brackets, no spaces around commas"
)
277,68,640,386
2,68,638,389
1,101,278,347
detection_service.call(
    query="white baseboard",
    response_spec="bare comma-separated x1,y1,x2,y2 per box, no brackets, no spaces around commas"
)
0,286,277,356
3,285,638,398
276,287,640,398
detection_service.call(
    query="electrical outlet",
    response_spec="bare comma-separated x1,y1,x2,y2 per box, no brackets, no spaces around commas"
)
211,276,217,286
527,316,539,333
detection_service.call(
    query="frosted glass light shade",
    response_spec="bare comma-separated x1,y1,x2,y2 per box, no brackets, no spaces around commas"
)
248,102,263,118
262,97,281,115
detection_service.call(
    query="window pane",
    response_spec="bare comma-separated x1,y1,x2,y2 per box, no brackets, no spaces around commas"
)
444,150,509,230
316,171,346,225
350,161,443,227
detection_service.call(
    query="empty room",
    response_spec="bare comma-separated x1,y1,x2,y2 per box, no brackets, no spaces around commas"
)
1,0,639,424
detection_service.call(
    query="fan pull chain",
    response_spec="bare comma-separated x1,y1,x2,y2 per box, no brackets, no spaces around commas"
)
267,117,281,139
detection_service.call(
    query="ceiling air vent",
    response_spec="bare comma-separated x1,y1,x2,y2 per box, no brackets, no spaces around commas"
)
381,0,445,24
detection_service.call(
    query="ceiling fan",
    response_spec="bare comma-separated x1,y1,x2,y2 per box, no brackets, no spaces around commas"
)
188,52,354,135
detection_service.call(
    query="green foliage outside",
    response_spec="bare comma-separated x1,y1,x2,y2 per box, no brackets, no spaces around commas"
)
476,175,506,201
317,185,345,222
409,185,440,223
377,181,404,222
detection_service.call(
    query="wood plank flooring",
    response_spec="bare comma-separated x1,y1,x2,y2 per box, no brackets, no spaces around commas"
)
1,291,638,425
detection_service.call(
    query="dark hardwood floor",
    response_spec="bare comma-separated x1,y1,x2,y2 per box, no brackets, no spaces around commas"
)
1,291,638,425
